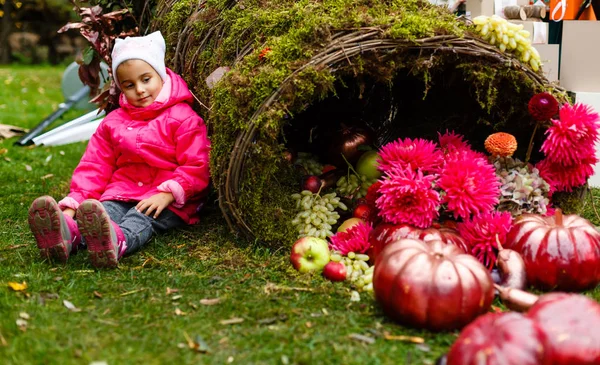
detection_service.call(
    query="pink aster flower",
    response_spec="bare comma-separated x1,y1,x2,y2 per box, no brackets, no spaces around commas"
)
329,221,373,255
438,151,500,220
378,137,443,174
438,130,470,154
457,211,513,269
541,103,600,166
375,166,440,228
536,157,596,192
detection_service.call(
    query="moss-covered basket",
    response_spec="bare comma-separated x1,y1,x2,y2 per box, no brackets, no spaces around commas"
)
153,0,571,247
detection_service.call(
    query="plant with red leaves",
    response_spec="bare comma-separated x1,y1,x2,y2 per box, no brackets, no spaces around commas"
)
58,4,138,113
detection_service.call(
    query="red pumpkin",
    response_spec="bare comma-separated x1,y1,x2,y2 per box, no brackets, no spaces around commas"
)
368,223,467,264
446,312,550,365
373,238,494,331
527,293,600,365
505,210,600,291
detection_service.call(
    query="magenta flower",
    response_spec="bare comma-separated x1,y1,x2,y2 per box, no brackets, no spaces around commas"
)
541,103,600,166
438,151,500,220
378,137,443,174
457,211,513,269
375,166,440,228
329,221,373,255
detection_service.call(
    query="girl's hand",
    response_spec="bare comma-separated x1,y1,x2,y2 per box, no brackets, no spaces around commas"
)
136,192,175,218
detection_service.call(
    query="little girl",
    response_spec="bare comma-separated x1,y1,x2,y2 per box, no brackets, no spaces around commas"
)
27,31,211,268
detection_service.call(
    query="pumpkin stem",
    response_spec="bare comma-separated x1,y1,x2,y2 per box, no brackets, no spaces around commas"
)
555,208,563,226
495,233,503,251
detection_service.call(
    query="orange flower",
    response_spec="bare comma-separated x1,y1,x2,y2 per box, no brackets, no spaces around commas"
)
484,132,517,157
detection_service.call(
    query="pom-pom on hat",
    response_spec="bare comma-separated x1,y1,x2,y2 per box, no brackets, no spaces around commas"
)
111,31,167,88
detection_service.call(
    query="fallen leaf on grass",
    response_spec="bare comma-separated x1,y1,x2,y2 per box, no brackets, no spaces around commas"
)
19,312,30,320
0,148,7,155
73,270,95,273
305,321,313,328
383,332,425,344
348,333,376,345
120,288,146,296
63,300,81,312
171,295,183,301
263,282,314,295
8,282,27,291
16,318,28,331
174,308,187,316
199,298,221,306
93,291,103,299
24,164,32,171
183,332,210,353
94,318,119,327
219,317,244,325
0,244,27,251
166,287,179,295
41,174,54,180
0,331,7,346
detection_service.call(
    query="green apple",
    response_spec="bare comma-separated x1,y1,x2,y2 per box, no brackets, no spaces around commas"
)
290,236,331,273
356,150,382,180
337,217,364,233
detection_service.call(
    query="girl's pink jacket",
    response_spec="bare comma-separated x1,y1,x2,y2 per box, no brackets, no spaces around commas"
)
59,69,210,224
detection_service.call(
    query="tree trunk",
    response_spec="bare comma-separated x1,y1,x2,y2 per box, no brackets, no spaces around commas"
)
0,0,14,63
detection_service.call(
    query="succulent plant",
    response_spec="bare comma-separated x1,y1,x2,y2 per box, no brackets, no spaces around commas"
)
494,157,551,216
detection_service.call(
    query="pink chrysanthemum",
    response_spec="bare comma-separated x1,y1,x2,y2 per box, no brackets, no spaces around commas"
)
376,167,440,228
541,103,600,166
438,151,500,220
438,130,470,154
457,211,513,269
378,137,443,174
528,92,559,121
536,158,596,192
329,221,373,255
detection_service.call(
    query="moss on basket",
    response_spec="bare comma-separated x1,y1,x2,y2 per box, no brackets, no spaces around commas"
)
154,0,568,247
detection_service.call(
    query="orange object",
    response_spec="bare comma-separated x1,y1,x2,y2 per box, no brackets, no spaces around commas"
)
550,0,596,21
484,132,518,157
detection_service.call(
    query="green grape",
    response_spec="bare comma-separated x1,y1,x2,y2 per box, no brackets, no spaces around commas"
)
290,190,345,238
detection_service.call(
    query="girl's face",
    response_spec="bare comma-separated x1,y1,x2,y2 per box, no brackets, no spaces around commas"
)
116,59,163,107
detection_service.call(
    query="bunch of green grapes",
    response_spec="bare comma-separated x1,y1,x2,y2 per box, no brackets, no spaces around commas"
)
336,174,378,199
291,191,347,239
330,251,374,293
473,15,541,71
295,152,323,176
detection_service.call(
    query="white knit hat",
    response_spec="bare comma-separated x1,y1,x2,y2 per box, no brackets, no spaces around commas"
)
111,31,167,87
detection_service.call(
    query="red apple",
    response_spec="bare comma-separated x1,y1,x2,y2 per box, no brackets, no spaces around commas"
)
322,261,347,282
302,175,324,193
321,164,337,174
290,237,330,273
337,217,364,233
356,150,382,180
353,204,372,221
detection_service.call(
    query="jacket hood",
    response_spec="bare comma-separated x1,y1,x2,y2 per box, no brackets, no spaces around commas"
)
119,68,194,120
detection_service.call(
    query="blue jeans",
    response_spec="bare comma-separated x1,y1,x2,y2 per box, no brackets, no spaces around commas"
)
100,200,185,255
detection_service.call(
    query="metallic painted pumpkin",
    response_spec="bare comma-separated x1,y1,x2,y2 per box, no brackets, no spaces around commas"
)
505,210,600,291
446,312,550,365
527,293,600,365
373,238,493,331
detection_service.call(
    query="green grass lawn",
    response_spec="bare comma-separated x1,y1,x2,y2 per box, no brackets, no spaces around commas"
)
1,65,599,365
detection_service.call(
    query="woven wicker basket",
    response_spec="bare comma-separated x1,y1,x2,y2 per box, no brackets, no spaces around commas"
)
154,0,569,246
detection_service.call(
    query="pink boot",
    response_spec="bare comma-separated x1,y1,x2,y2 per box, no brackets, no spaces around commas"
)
76,199,127,269
28,196,79,263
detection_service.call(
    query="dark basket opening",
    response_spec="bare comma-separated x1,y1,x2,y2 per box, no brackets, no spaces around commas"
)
282,64,545,165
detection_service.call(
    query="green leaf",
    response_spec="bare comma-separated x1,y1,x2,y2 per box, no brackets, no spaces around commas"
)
82,47,95,65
